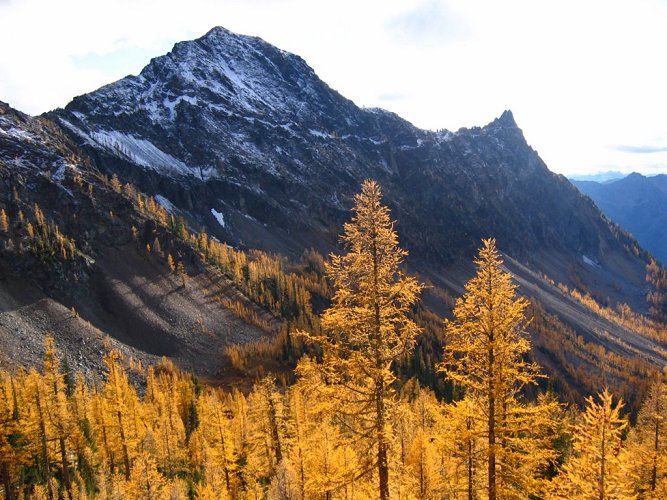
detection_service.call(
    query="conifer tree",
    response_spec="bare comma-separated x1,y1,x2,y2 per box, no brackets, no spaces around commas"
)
441,238,557,499
404,389,445,499
628,378,667,496
0,208,8,233
294,357,357,498
123,451,167,499
167,254,176,273
246,377,289,487
548,388,635,499
110,174,122,193
303,179,422,500
41,337,76,497
25,370,57,499
100,351,142,481
0,370,28,500
442,393,486,498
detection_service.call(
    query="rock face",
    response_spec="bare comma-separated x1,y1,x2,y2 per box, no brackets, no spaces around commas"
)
50,27,650,311
0,100,267,376
574,173,667,266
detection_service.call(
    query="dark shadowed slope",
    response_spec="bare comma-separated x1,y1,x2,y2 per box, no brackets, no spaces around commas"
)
574,173,667,265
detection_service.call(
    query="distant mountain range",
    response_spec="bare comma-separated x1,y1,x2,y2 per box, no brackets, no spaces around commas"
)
569,171,626,183
573,173,667,265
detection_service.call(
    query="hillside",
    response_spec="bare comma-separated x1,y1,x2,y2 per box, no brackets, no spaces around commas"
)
0,100,270,378
0,27,663,408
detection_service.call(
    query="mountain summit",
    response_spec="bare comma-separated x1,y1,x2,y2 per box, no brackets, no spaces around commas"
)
51,26,649,311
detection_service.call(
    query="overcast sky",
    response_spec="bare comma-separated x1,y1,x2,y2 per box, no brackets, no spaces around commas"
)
1,0,666,176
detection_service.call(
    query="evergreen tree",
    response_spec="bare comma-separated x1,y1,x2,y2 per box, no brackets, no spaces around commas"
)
303,179,422,499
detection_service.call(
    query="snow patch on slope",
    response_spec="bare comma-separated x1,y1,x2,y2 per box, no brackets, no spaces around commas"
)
90,130,192,176
211,208,225,228
583,255,601,268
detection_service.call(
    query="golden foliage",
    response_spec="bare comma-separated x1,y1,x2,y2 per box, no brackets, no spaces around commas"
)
301,180,423,499
442,239,558,499
548,388,636,499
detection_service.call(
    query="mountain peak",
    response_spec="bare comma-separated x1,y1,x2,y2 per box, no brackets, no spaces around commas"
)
204,25,233,38
486,109,517,129
198,25,266,50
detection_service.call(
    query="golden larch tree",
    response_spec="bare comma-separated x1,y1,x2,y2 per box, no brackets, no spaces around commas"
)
548,388,635,499
303,179,422,500
628,378,667,497
0,208,9,233
441,238,558,499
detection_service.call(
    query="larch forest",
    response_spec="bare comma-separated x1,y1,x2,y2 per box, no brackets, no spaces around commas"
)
2,180,667,500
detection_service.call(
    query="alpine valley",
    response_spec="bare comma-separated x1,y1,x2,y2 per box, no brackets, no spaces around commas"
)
3,25,667,499
1,26,662,403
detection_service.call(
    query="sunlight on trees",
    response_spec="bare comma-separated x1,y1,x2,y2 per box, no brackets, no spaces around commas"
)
441,239,559,499
0,180,664,499
301,179,422,499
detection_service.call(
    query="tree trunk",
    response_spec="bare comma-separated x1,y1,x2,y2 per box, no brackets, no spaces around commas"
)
267,394,282,465
117,410,131,480
467,416,474,500
59,437,72,497
599,420,606,500
2,462,13,500
216,412,231,493
35,389,55,500
378,439,389,500
377,380,389,500
488,346,496,500
652,414,659,491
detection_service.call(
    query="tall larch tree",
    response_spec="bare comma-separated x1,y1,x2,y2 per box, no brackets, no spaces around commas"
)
197,390,238,497
41,336,77,498
100,351,143,481
294,357,357,498
0,369,28,500
303,179,422,500
403,388,446,499
628,377,667,497
442,393,486,498
548,388,635,499
441,238,558,499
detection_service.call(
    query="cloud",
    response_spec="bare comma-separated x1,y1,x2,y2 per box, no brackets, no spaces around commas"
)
615,145,667,154
388,0,468,45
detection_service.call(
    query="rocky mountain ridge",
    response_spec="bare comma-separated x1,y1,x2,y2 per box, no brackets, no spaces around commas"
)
51,27,649,312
